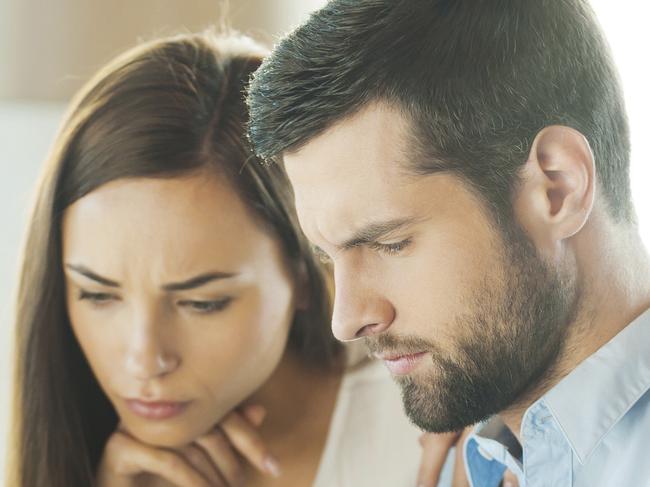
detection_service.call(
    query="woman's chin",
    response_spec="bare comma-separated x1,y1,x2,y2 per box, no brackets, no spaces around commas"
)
121,419,206,448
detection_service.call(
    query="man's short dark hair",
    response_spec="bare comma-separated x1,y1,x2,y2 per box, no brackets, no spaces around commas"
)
247,0,632,223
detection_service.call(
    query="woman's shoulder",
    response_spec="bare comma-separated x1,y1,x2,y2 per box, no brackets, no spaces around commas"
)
313,348,422,486
338,357,416,432
337,342,415,423
341,355,399,390
339,342,408,400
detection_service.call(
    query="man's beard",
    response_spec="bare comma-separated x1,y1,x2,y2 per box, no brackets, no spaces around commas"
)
365,223,580,433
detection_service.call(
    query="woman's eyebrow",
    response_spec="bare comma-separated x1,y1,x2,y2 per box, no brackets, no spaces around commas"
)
65,264,238,291
162,272,238,291
65,264,120,287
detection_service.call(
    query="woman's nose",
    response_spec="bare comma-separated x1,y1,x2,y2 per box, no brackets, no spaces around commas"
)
125,350,180,380
123,311,180,380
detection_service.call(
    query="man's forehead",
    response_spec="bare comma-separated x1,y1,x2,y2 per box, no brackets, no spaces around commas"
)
283,103,412,192
283,104,422,248
281,102,420,244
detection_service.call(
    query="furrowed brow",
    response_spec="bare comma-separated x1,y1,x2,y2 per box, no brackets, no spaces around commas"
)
162,272,237,292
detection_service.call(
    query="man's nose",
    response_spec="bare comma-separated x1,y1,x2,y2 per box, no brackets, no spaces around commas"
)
331,261,395,341
124,309,180,380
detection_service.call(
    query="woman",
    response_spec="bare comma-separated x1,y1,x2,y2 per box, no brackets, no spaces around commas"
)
7,31,465,487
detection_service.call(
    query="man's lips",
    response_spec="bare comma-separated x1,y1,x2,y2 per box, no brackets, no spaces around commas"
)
124,398,191,420
375,351,428,375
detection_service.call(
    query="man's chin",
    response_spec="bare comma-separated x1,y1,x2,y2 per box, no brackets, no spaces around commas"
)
398,377,488,433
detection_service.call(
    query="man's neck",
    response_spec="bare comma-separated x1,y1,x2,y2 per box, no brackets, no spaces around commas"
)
499,219,650,440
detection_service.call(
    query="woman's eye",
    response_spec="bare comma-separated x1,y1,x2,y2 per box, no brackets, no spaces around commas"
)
179,298,233,314
370,238,412,256
78,290,118,305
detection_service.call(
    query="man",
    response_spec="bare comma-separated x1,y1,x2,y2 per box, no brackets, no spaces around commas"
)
246,1,650,485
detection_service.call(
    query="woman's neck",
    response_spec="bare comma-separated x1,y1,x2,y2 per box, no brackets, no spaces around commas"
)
244,349,345,485
246,349,344,445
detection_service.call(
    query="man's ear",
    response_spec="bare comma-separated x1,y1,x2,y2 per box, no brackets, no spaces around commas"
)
514,125,596,249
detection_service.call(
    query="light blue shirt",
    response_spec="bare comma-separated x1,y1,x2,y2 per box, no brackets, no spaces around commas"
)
463,307,650,487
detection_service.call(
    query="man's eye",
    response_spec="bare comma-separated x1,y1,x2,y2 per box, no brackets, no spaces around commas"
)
178,298,233,314
78,290,118,305
370,238,412,256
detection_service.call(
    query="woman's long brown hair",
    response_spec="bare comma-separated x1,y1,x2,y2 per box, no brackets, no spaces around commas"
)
7,31,342,486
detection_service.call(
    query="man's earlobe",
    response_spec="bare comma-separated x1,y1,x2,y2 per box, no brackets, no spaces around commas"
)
515,125,595,246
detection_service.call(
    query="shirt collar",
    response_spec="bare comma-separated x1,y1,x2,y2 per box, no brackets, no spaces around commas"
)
539,306,650,464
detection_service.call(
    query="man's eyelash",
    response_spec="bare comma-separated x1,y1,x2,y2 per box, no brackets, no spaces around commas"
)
369,238,412,256
311,238,412,261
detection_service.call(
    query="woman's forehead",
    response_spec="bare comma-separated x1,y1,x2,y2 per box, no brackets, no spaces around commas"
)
61,175,282,279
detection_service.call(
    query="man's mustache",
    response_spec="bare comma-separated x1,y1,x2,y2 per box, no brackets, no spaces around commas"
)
364,333,439,358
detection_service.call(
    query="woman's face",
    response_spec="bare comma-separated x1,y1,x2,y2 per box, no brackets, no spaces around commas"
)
62,172,297,447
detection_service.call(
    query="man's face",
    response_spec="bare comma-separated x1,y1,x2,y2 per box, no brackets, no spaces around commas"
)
284,102,578,432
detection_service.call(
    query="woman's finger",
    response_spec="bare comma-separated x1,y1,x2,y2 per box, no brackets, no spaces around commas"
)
240,404,267,427
502,469,519,487
99,431,211,487
220,410,281,478
195,427,247,486
416,431,461,487
451,427,474,487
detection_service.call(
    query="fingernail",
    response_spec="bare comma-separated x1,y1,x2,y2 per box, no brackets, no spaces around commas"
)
264,456,281,477
240,404,266,427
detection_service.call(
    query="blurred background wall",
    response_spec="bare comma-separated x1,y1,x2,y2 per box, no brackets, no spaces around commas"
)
1,0,648,481
0,0,326,101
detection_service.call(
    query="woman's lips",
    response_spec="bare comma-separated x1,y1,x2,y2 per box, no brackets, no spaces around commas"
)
377,351,428,375
125,399,191,420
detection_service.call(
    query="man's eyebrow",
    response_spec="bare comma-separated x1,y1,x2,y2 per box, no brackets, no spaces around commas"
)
65,264,237,291
340,216,421,251
65,264,120,287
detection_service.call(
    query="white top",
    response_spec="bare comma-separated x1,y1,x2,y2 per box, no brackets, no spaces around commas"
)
312,358,454,487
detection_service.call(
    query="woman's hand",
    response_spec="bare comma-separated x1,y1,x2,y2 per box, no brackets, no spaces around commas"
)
416,430,464,487
416,427,519,487
97,404,280,487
